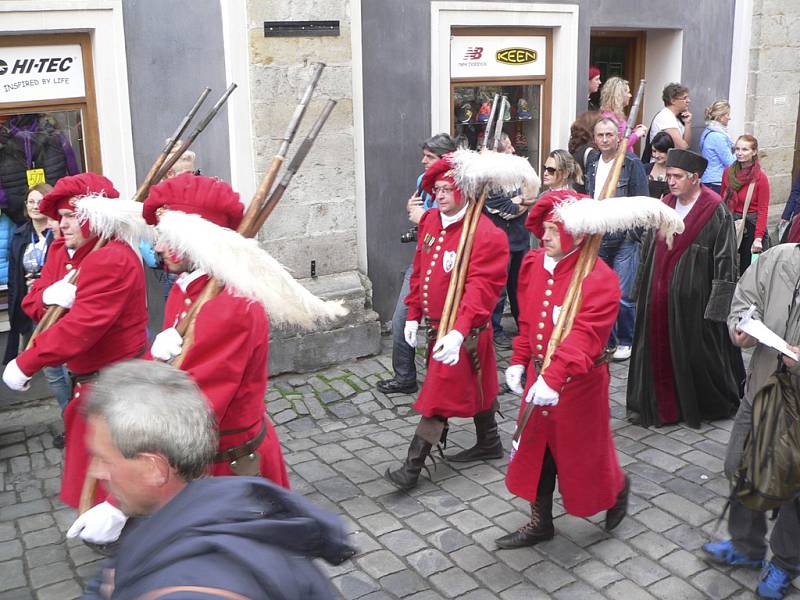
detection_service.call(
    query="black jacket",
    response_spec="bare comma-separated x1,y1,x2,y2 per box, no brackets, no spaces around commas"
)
83,476,356,600
3,222,53,363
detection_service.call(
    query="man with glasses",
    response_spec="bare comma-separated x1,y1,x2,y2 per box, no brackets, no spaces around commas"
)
384,153,508,490
645,83,693,158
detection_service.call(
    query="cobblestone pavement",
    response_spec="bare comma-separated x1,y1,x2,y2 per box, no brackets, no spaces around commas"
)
1,338,799,599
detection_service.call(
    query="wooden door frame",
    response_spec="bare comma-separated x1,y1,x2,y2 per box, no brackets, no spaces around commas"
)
0,32,101,173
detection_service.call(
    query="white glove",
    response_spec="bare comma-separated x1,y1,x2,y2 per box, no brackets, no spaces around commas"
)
432,330,464,366
3,359,31,391
505,364,525,394
150,327,184,361
530,375,559,406
42,272,77,309
404,320,419,348
66,501,128,544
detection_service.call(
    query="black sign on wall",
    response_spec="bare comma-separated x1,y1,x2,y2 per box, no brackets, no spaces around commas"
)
264,21,340,37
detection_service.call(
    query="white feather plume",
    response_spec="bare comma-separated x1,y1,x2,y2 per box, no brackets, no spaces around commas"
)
156,210,348,329
451,148,541,199
75,194,154,247
554,196,685,249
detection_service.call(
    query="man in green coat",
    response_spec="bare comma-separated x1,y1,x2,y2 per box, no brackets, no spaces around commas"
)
702,243,800,600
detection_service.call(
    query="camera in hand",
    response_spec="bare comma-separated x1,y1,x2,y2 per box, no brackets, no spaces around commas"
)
400,227,418,244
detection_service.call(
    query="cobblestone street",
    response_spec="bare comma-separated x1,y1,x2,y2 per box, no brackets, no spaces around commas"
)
1,338,799,599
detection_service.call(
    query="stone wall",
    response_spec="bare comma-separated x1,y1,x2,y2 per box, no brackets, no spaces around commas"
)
245,0,381,374
746,0,800,220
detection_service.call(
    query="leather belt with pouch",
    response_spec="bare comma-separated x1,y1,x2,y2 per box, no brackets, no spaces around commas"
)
214,418,267,476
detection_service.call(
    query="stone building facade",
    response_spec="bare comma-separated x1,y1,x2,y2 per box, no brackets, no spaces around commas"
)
745,0,800,219
244,0,380,373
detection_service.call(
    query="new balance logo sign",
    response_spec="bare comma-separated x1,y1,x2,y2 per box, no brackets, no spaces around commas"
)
463,47,483,60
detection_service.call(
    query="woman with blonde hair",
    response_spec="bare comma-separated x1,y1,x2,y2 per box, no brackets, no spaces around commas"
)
599,77,647,149
700,100,735,194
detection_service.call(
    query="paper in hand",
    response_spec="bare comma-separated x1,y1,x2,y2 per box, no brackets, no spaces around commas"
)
737,304,799,361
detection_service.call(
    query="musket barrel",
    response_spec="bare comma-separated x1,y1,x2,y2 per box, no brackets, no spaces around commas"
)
154,84,238,182
276,62,326,159
482,94,500,150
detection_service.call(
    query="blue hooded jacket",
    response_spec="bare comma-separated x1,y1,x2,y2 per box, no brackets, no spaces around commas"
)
83,476,356,600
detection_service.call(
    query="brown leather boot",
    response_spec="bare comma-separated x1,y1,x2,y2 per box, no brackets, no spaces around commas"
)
385,435,432,491
447,410,504,462
496,496,555,548
605,474,630,531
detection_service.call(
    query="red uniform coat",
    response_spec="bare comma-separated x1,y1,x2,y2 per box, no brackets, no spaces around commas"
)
17,239,148,508
405,209,508,418
505,248,625,516
160,274,289,488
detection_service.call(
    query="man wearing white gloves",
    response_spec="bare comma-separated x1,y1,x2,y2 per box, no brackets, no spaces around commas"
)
142,173,291,489
385,153,509,490
2,173,148,527
497,192,630,549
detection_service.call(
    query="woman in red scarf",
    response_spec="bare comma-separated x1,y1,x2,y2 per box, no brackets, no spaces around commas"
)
720,134,770,275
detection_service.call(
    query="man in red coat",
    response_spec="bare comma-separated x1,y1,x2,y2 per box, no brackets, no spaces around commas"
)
2,173,149,515
142,173,289,488
498,193,629,548
385,155,509,490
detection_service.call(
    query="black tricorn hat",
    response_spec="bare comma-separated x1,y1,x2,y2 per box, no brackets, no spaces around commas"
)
666,148,708,177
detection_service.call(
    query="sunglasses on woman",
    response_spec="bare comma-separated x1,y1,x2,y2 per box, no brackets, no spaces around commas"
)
544,166,558,175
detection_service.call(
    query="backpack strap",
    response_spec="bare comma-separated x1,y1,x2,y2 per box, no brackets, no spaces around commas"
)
138,587,250,600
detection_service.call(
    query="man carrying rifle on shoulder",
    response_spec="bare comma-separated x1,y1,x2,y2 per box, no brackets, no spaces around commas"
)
2,173,149,517
141,173,290,490
384,153,509,490
498,193,630,548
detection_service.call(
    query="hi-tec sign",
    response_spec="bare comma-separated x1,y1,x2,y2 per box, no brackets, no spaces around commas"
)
451,36,546,78
0,44,85,104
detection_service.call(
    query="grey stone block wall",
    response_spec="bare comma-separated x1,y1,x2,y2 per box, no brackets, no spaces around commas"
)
246,0,381,372
746,0,800,217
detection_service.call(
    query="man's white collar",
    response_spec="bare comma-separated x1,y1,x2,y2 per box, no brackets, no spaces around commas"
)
176,269,206,293
543,254,558,274
441,204,469,228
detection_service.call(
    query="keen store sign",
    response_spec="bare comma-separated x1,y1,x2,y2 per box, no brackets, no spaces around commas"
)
0,45,85,104
451,36,546,79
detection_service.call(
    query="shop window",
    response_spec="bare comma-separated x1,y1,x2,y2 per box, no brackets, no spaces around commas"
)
453,83,542,169
449,28,552,174
0,33,99,331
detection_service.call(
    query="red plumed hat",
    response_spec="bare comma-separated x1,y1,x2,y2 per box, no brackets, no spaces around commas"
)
143,172,243,230
526,190,590,250
421,155,458,196
39,172,119,220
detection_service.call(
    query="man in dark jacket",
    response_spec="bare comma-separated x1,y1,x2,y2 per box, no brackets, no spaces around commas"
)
584,117,649,361
81,360,354,600
482,133,533,351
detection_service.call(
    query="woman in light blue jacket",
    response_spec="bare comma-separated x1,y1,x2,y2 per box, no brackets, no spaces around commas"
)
700,100,735,194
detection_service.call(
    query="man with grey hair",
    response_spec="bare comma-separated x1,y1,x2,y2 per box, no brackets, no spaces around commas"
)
81,360,354,600
377,133,457,395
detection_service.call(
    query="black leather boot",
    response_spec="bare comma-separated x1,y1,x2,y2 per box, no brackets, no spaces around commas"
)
447,410,504,462
496,496,555,548
385,434,432,491
605,474,630,531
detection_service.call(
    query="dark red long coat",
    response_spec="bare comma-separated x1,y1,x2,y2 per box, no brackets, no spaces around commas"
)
18,239,148,508
505,248,625,516
405,208,508,418
159,274,289,488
